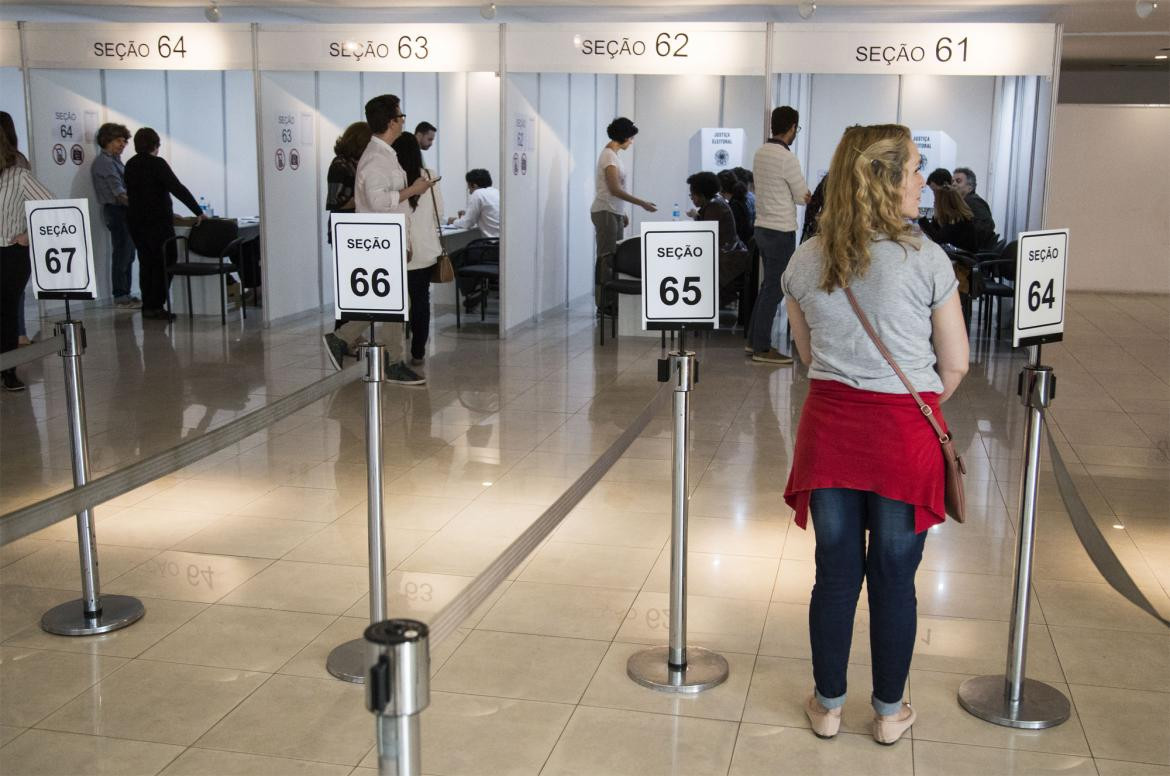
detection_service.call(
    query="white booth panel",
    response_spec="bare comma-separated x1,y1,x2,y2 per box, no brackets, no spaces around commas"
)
435,72,468,310
167,70,225,217
503,73,540,333
466,72,500,186
317,70,362,308
806,74,900,185
104,70,167,138
899,75,995,197
568,73,598,303
362,73,405,106
259,71,323,323
2,68,29,157
631,75,722,234
722,76,766,145
537,73,570,315
223,70,259,219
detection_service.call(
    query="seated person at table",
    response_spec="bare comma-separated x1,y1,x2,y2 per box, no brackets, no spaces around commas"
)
952,166,998,248
925,168,952,193
718,169,754,246
918,185,983,254
686,171,749,308
447,169,500,311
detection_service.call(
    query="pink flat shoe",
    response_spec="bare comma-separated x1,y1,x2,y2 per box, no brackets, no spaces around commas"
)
805,694,842,739
873,703,916,745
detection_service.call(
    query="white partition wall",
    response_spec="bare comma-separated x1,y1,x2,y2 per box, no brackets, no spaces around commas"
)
503,73,540,332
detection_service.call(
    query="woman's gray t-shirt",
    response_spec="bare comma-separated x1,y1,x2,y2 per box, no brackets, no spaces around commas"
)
781,236,959,394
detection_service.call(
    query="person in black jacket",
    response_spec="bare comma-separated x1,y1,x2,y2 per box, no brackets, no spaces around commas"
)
918,185,982,253
687,171,749,307
952,167,997,249
124,127,203,320
717,169,754,247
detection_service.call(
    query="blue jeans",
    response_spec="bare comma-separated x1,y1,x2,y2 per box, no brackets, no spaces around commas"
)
808,488,927,716
104,204,136,300
748,226,796,353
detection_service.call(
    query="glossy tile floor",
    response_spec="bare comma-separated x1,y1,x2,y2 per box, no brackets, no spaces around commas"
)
0,292,1167,776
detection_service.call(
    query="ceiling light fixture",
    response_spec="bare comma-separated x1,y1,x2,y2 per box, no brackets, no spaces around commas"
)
480,3,497,20
798,0,817,20
1135,0,1159,19
204,1,221,22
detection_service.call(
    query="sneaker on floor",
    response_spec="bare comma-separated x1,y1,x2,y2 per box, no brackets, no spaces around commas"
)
752,348,794,365
17,336,32,347
744,345,755,354
385,360,426,386
114,297,137,309
142,308,176,321
1,371,26,392
322,333,349,371
410,357,425,367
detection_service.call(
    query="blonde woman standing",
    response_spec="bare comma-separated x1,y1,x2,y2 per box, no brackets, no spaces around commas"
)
781,124,969,745
391,132,443,367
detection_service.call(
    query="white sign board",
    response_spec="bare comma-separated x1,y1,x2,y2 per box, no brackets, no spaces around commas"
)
0,23,21,69
25,198,97,301
1013,229,1068,347
257,24,499,72
771,24,1058,77
641,221,718,329
331,213,409,321
507,24,766,76
21,23,253,70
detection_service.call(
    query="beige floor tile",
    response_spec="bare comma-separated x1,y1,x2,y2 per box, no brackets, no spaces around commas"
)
576,480,674,515
478,581,635,640
159,748,352,775
3,596,206,658
0,729,184,776
106,551,272,604
920,530,1017,575
730,724,914,775
519,541,658,590
757,601,873,665
912,618,1064,682
909,669,1091,756
1095,760,1170,775
0,647,126,727
441,501,546,540
553,507,669,549
220,560,368,615
277,616,367,680
432,630,607,704
1050,626,1170,692
1070,684,1170,766
742,656,895,736
580,642,754,721
689,485,791,522
0,585,76,639
338,495,467,532
397,531,513,577
912,740,1097,776
475,472,576,506
85,507,221,550
232,485,362,522
281,522,431,568
916,569,1044,623
0,543,158,592
0,725,22,746
643,551,778,601
39,660,265,746
141,605,334,672
343,570,479,622
137,479,276,514
173,516,325,559
541,705,738,776
686,517,786,558
1036,579,1170,633
0,538,57,569
616,592,768,656
196,674,372,765
411,692,574,776
772,558,817,604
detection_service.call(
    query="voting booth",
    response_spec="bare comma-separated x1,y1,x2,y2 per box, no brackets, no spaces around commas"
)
16,23,259,312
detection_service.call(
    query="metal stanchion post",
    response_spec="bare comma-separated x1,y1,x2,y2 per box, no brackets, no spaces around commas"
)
958,346,1070,728
628,331,728,693
366,619,430,776
329,341,388,682
42,320,145,635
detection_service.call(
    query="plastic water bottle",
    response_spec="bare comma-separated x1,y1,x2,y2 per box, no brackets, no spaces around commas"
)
672,203,681,221
199,196,210,217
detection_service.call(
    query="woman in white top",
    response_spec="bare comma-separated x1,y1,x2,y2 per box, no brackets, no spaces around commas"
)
590,117,656,310
1,130,53,392
392,132,444,366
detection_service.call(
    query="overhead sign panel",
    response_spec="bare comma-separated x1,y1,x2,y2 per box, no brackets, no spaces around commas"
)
0,23,20,68
258,25,499,72
507,23,766,76
21,23,253,70
771,24,1058,77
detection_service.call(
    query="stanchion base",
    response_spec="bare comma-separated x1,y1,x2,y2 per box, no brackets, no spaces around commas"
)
627,646,729,694
327,638,371,684
958,675,1071,729
41,595,145,636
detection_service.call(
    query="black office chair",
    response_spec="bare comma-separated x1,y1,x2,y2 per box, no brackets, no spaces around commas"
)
598,237,643,346
970,240,1018,340
163,219,248,325
454,238,499,329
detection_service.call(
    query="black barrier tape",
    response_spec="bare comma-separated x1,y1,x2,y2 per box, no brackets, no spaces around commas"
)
1047,430,1170,629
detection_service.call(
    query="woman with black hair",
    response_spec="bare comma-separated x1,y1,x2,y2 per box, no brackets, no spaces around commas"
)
124,127,204,320
717,169,754,246
390,132,443,366
590,117,656,311
687,171,748,308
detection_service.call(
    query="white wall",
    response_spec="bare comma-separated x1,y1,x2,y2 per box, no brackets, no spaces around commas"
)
568,73,597,302
899,74,995,197
503,73,540,332
316,71,361,309
537,73,570,316
1047,104,1170,293
806,74,900,186
1,68,29,158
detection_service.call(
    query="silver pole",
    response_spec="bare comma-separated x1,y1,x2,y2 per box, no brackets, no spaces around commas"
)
628,334,728,693
329,342,388,682
42,321,145,636
958,346,1070,728
366,619,430,776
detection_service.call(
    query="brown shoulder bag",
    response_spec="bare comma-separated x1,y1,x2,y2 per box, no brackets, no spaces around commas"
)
429,180,455,284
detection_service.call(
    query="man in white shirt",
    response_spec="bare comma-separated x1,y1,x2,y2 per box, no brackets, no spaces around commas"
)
748,106,811,365
322,94,436,385
447,168,500,311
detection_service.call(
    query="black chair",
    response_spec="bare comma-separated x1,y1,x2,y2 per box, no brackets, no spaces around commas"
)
454,238,499,329
970,240,1018,340
163,219,248,325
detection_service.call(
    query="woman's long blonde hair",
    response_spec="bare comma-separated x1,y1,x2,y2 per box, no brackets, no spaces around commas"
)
816,124,919,292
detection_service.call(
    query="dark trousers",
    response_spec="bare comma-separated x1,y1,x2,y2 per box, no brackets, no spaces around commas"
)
808,488,926,712
130,225,174,311
1,244,32,374
104,204,136,299
748,227,796,353
407,267,432,360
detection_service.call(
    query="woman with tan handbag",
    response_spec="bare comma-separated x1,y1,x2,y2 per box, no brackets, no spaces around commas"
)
781,124,969,746
391,133,447,367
